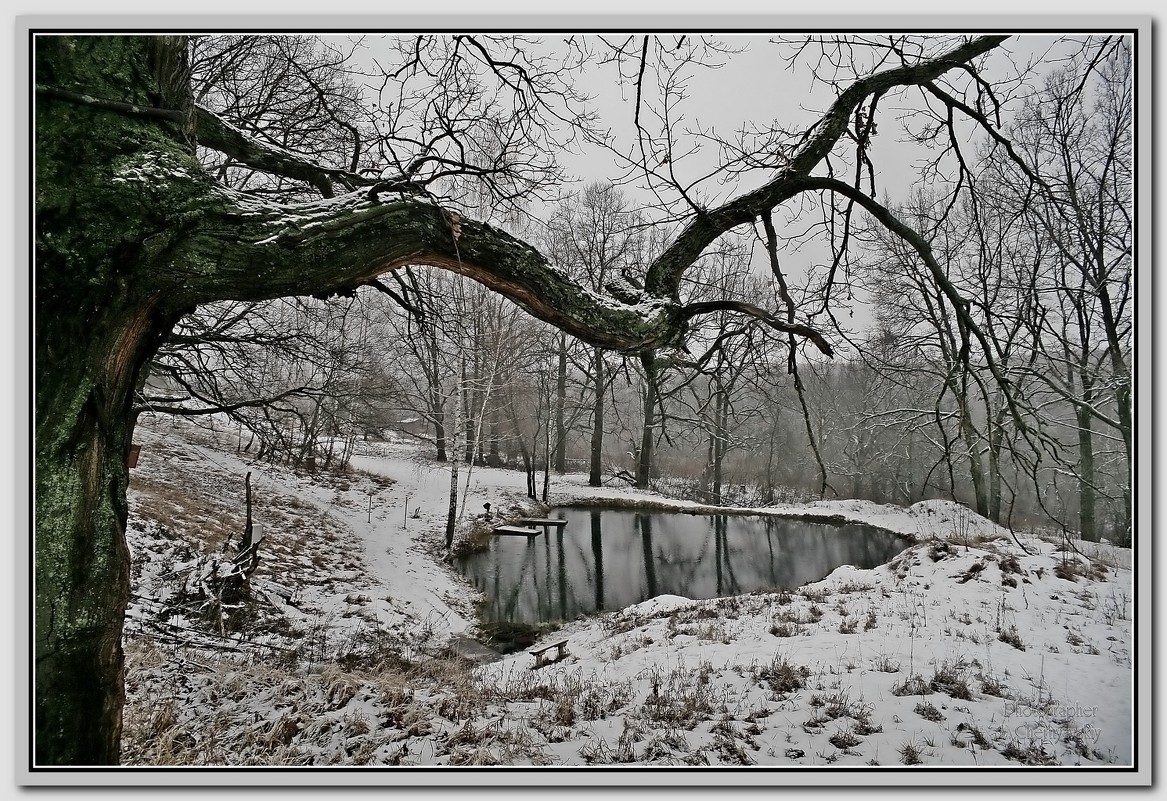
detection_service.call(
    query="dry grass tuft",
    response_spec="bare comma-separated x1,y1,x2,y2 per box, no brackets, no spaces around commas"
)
758,654,808,696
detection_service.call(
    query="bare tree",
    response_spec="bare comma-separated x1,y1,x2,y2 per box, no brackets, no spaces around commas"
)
999,40,1133,541
542,181,649,485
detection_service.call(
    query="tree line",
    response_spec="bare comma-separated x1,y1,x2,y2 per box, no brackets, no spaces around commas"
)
160,67,1133,543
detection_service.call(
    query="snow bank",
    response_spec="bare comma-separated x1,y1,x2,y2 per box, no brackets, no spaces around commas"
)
120,418,1135,770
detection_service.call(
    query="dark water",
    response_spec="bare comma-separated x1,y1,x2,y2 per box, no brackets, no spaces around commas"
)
456,507,912,625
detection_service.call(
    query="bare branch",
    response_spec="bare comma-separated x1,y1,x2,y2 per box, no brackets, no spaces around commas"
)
679,299,833,356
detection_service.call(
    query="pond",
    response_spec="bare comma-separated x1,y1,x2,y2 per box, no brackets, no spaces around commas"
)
456,507,913,626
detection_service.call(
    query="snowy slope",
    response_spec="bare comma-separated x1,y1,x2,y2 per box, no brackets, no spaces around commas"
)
120,416,1135,771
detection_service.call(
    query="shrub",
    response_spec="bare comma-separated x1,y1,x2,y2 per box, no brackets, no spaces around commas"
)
929,660,973,700
760,655,807,696
914,701,944,722
998,626,1026,651
891,674,931,696
954,722,992,749
829,729,862,749
899,741,923,765
1000,740,1057,766
978,672,1006,697
769,621,800,638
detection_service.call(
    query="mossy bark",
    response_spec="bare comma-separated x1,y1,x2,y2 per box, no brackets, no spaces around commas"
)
35,35,200,766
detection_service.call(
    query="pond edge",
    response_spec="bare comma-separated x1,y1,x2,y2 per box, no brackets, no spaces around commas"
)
553,495,916,542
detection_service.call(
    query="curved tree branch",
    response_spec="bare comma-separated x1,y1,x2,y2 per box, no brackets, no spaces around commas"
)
162,189,682,355
643,35,1008,298
679,300,833,356
37,83,386,201
60,35,1008,367
193,105,381,199
36,83,185,124
800,174,1028,430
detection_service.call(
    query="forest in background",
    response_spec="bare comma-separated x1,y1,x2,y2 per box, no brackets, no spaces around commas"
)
141,35,1132,546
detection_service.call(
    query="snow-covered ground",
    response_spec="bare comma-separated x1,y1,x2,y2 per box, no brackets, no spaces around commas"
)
119,415,1136,774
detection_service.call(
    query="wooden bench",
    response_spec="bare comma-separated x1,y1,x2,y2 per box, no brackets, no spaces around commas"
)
529,638,569,668
493,525,543,537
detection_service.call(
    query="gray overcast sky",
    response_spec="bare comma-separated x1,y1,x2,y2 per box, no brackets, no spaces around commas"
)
329,31,1087,350
542,33,1067,343
560,33,1070,201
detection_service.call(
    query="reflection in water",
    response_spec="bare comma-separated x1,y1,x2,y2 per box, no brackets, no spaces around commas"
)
591,511,603,609
458,508,912,625
640,514,657,598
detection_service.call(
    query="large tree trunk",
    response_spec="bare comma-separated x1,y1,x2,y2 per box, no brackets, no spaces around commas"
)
36,304,174,765
987,421,1002,525
1111,359,1132,538
487,407,501,467
35,35,195,766
445,379,463,549
428,337,448,462
713,390,727,505
588,348,605,487
1076,400,1097,542
1100,306,1132,538
949,377,989,519
554,333,567,473
635,351,657,489
430,395,448,462
506,402,536,499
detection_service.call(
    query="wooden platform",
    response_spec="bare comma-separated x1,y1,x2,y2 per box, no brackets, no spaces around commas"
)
518,518,568,527
492,525,543,537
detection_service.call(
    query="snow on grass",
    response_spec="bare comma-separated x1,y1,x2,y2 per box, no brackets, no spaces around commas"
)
120,415,1134,770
